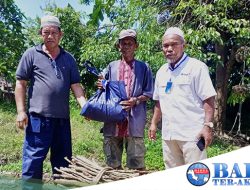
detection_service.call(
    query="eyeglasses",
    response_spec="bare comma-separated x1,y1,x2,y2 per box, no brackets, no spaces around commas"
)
51,60,61,79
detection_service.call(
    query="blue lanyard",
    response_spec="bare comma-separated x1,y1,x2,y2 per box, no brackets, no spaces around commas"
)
169,55,188,71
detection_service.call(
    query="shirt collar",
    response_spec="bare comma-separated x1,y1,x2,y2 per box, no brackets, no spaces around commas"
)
168,53,188,71
35,43,65,54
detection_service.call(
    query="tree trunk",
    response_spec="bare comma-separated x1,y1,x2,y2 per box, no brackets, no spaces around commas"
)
214,52,227,135
214,43,237,134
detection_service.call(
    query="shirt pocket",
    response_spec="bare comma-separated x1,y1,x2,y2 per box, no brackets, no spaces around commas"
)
158,80,167,95
159,85,167,95
174,75,192,95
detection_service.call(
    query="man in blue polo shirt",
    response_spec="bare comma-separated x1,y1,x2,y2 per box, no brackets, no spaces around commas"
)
15,15,86,181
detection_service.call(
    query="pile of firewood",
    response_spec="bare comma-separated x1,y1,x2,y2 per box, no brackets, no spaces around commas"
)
53,156,149,186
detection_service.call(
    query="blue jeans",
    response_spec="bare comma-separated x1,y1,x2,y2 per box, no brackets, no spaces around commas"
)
22,113,72,180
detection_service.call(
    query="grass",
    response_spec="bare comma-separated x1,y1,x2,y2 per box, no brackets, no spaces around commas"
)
0,98,239,176
0,99,23,172
207,137,238,157
70,108,105,162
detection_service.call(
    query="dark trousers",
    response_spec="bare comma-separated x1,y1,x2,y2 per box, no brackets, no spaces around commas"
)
22,113,72,180
103,136,145,169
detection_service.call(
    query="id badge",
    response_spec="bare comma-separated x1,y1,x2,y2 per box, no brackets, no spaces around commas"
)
165,81,173,94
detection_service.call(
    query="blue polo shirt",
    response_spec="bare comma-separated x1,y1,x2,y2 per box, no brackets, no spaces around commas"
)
16,44,81,118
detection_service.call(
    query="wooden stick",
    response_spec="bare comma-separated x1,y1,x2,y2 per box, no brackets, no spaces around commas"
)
54,179,89,187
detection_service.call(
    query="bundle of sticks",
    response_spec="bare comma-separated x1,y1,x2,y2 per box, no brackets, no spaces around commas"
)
53,156,150,186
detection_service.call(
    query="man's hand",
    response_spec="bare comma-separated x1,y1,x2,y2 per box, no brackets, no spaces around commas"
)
96,75,104,89
16,111,28,130
148,101,161,141
71,83,87,108
15,79,28,130
197,125,213,148
148,123,157,141
120,97,137,111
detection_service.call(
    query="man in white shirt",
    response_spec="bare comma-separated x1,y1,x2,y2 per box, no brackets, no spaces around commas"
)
148,27,216,169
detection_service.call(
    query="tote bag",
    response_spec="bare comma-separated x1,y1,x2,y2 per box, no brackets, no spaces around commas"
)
80,80,128,123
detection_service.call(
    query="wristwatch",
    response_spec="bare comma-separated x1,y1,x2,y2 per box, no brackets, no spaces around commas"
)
204,122,214,129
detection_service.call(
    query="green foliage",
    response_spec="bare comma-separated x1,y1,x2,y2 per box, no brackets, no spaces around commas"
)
78,0,167,85
88,0,105,26
78,0,250,93
0,0,26,82
63,0,250,133
22,17,42,47
227,85,250,106
55,6,86,64
79,0,117,26
157,0,250,132
228,93,247,106
79,27,120,94
207,136,238,157
227,47,250,106
22,3,99,93
40,4,87,64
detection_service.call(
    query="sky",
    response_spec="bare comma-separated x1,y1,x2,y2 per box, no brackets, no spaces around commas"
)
14,0,93,19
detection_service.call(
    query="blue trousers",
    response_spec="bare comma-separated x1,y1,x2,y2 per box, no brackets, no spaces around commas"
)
22,113,72,180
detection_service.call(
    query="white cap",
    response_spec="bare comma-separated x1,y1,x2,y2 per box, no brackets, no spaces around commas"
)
41,15,60,28
164,27,184,41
